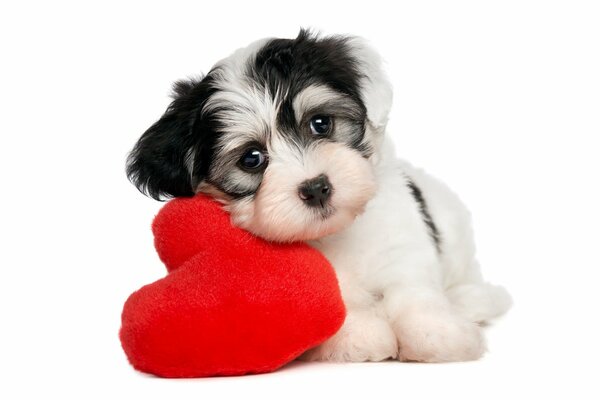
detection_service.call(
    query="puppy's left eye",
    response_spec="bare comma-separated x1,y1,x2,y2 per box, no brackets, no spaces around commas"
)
310,115,332,136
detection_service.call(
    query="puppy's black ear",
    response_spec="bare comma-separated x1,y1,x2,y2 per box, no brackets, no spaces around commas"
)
126,76,215,200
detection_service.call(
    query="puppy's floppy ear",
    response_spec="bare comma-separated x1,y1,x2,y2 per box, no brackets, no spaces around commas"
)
347,37,393,133
126,76,216,200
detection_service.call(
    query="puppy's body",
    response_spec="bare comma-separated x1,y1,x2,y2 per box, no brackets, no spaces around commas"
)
305,141,511,361
127,31,511,363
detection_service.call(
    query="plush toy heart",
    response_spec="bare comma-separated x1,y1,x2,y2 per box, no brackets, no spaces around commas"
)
120,195,345,378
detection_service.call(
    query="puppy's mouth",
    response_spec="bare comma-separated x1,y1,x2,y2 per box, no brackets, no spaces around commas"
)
313,205,335,220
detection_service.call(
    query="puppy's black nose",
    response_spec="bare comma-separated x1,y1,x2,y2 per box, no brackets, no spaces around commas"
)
298,174,332,207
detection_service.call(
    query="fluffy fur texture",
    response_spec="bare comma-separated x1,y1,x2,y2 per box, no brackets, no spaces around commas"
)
120,195,345,377
127,30,511,363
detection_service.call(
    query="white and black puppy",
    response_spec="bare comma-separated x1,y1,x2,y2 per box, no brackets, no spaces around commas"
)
127,30,511,362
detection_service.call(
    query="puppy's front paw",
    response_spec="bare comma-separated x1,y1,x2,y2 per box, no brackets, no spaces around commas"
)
395,311,485,362
301,311,397,362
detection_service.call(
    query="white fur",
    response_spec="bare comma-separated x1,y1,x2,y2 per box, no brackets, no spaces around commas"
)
346,36,393,132
292,84,352,122
204,37,280,154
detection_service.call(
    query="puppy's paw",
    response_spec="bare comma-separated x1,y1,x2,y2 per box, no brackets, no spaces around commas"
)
395,311,486,362
300,311,397,362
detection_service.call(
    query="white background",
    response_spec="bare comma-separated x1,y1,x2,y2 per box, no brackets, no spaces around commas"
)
1,1,599,398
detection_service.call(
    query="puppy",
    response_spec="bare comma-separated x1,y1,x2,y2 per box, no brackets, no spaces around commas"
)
127,30,511,362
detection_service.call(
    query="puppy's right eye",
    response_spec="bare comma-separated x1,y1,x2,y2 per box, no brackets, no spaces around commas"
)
239,148,267,170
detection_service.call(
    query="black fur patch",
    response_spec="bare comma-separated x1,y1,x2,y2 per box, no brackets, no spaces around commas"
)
249,30,369,153
406,177,442,252
126,74,220,200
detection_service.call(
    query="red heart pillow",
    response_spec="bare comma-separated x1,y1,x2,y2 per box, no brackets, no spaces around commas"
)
120,195,346,378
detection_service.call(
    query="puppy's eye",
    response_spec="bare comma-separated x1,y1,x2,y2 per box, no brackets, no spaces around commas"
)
310,115,332,136
239,148,267,170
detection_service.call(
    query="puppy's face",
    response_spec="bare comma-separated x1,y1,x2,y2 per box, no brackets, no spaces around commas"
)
127,31,392,242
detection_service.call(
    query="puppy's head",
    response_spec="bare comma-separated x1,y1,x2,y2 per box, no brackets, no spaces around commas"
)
127,30,392,242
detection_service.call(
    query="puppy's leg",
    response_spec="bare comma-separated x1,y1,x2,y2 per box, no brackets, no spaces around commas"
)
383,268,486,362
446,281,512,324
300,308,397,362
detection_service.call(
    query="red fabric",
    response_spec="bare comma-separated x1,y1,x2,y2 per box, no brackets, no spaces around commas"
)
120,195,346,378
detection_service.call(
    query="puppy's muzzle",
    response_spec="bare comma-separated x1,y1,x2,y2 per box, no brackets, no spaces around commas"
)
298,174,332,208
